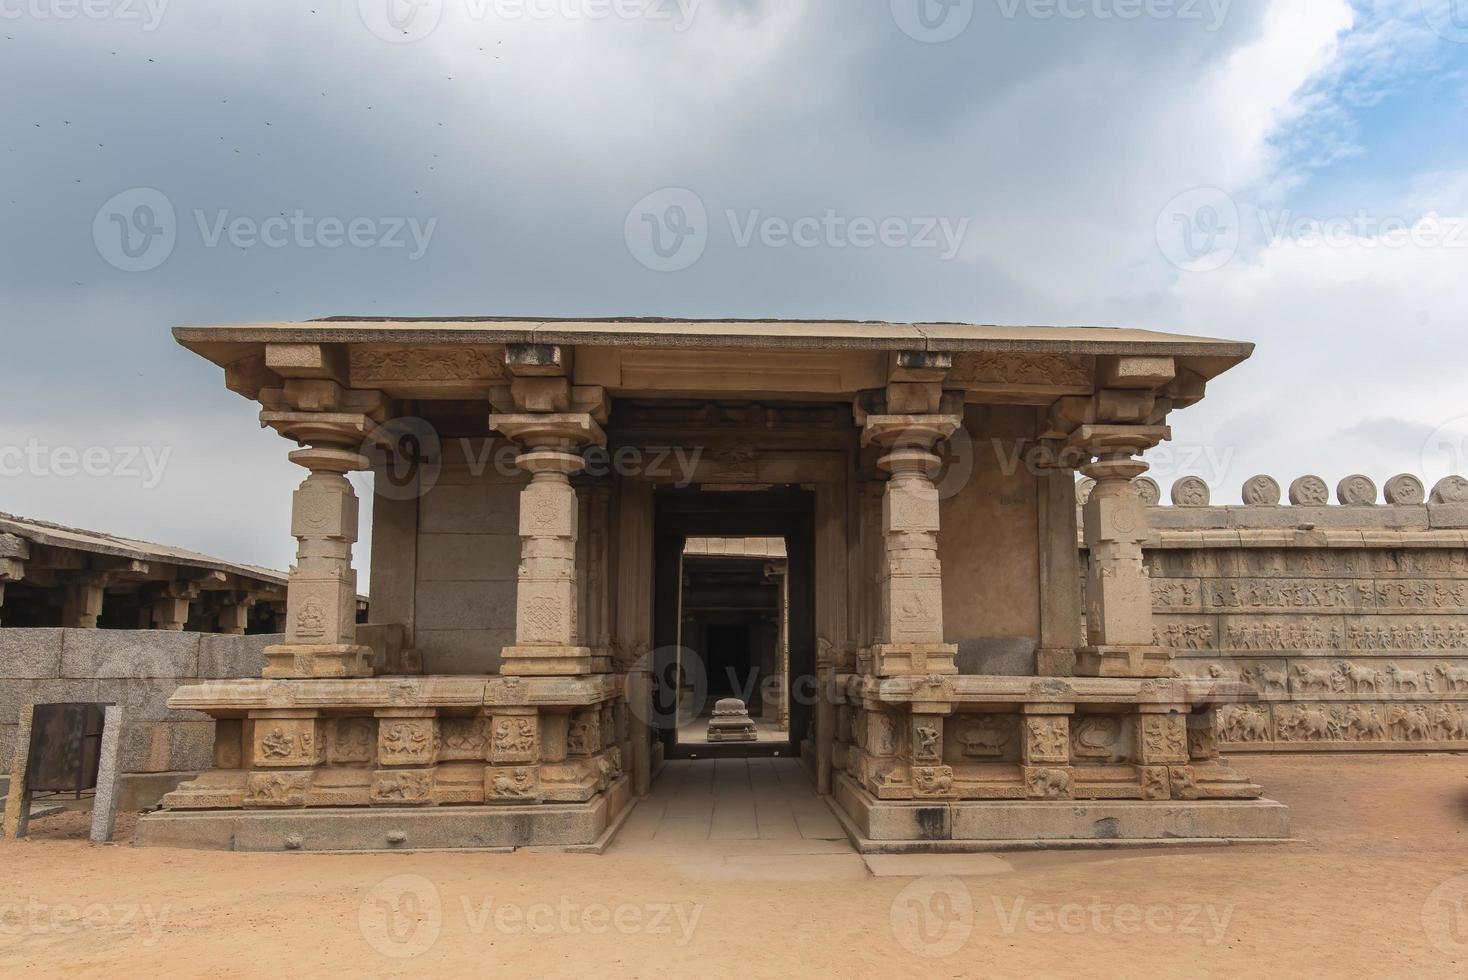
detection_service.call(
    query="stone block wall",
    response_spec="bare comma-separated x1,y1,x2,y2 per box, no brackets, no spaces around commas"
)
414,464,521,673
1081,473,1468,752
0,629,279,804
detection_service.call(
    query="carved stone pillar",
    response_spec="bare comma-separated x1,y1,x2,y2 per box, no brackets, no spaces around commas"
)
61,575,107,629
148,581,198,632
859,410,961,677
261,412,374,679
216,593,256,636
1070,424,1171,677
489,412,606,676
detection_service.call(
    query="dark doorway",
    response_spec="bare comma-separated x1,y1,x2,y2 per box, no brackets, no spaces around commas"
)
652,487,816,760
705,624,754,702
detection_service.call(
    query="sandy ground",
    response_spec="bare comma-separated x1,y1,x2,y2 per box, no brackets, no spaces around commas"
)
3,754,1467,978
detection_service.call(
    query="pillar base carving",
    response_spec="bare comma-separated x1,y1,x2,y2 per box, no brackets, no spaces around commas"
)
1074,645,1174,679
857,643,958,678
263,643,373,679
500,645,600,676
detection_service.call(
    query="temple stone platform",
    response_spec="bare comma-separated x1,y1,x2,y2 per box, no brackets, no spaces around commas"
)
134,674,634,852
821,673,1290,851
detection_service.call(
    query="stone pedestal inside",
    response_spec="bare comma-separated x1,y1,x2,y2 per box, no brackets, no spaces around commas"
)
706,698,758,742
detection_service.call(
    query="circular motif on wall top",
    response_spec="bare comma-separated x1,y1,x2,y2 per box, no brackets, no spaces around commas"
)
1132,477,1161,506
1337,474,1378,506
1241,475,1281,507
1288,475,1329,506
1171,476,1211,507
1432,475,1468,504
1075,478,1096,506
1383,474,1426,506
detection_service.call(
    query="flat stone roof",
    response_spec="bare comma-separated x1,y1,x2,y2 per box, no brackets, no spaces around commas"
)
174,316,1253,370
0,511,287,586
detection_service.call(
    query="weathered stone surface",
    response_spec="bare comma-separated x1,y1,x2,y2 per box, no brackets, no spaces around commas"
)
2,704,34,839
89,705,125,843
61,630,200,679
198,633,277,679
0,629,63,679
0,679,99,726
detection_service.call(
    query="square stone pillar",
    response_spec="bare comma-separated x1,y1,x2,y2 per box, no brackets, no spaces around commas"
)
1069,424,1172,678
858,412,962,677
260,412,375,679
61,576,107,629
489,412,606,676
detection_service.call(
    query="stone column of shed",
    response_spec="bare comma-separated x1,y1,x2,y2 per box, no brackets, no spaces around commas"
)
860,412,961,677
262,431,372,679
489,412,605,677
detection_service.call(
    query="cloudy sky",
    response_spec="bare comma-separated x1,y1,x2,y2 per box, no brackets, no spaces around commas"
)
2,0,1466,587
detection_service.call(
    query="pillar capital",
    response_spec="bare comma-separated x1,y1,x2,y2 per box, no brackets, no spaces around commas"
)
260,410,376,474
488,412,605,455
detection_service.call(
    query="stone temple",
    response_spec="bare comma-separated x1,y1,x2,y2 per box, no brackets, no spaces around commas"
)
136,317,1288,851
